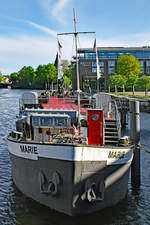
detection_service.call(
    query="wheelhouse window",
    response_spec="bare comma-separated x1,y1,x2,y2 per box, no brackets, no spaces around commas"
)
54,117,68,128
40,117,53,127
32,116,39,127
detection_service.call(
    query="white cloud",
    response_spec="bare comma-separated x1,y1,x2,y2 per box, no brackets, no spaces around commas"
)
52,0,69,17
1,30,150,75
96,31,150,47
0,36,57,74
39,0,70,24
26,21,58,37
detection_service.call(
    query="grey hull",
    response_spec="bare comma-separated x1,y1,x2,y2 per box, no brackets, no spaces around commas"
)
9,153,131,216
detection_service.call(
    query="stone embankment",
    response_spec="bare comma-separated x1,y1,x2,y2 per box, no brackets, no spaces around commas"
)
128,92,150,113
140,100,150,113
110,92,150,113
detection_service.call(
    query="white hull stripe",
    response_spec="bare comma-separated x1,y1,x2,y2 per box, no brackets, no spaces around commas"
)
8,140,133,165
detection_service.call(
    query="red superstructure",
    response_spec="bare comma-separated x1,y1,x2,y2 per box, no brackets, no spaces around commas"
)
42,96,88,114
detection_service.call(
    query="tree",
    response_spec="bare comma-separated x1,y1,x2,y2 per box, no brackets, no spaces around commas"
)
109,74,126,92
0,72,3,83
47,64,57,84
112,55,142,93
47,64,57,90
18,66,36,88
35,65,46,88
61,60,70,70
125,73,138,95
10,72,19,87
136,75,150,96
63,76,72,90
116,55,141,79
63,64,73,90
35,64,57,89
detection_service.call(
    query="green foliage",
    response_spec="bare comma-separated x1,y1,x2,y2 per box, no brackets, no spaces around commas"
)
18,66,36,88
48,64,57,83
116,55,141,78
10,72,19,86
63,67,72,80
5,60,72,90
62,64,73,90
109,55,142,92
9,63,57,89
61,60,70,71
35,65,46,88
135,75,150,96
63,76,71,88
36,64,57,89
125,73,138,89
109,74,126,88
0,72,3,83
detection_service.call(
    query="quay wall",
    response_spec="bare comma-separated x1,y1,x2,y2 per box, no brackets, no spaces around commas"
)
140,100,150,113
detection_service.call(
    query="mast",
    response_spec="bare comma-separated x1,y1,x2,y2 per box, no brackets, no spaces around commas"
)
57,9,95,129
73,8,81,130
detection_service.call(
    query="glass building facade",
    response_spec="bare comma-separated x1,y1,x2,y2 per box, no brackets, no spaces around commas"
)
72,47,150,90
82,49,150,60
92,62,104,73
146,61,150,75
139,61,144,74
108,61,115,74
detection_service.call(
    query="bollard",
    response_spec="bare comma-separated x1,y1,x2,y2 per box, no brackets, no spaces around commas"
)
120,110,127,128
130,100,140,145
129,100,140,187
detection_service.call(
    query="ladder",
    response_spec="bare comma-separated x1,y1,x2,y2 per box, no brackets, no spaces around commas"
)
104,118,119,145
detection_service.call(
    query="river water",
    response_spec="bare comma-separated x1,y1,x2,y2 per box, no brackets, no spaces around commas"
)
0,88,150,225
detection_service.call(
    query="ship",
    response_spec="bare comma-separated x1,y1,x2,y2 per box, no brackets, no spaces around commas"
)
7,90,133,216
7,10,133,216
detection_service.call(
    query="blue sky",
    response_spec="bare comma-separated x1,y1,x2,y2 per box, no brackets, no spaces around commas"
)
1,0,150,74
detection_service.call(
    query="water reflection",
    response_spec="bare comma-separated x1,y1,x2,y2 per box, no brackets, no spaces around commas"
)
9,187,144,225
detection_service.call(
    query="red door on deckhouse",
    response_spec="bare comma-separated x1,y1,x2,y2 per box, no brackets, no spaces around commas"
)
88,109,103,146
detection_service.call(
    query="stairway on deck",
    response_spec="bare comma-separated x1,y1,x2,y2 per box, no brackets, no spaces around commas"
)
104,118,119,145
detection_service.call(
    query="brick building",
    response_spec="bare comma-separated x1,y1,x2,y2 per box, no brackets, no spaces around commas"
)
72,46,150,91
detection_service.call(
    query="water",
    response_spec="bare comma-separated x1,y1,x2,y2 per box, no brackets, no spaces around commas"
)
0,88,150,225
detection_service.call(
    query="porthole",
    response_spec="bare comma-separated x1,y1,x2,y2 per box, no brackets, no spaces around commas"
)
92,114,99,121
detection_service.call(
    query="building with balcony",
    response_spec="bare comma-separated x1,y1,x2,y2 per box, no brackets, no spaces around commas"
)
72,46,150,91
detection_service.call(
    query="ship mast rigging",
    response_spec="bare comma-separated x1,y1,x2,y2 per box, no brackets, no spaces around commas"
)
57,8,95,129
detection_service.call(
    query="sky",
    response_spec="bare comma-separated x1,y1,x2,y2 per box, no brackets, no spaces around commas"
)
1,0,150,75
